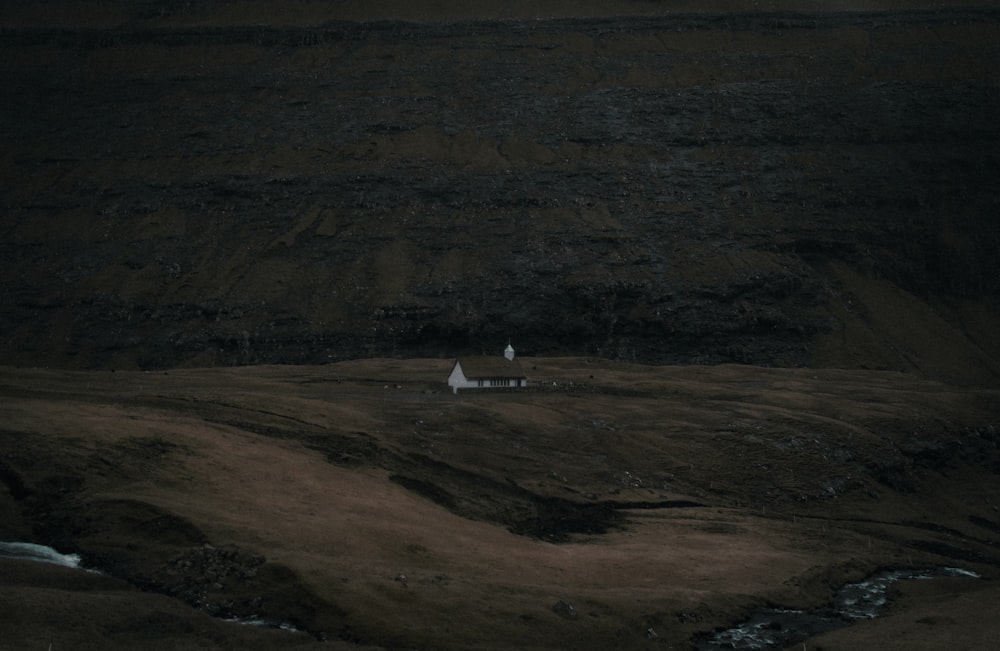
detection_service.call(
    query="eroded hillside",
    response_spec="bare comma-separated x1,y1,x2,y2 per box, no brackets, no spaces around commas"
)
1,2,999,383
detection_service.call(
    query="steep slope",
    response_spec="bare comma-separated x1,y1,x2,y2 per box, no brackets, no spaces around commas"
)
1,2,998,384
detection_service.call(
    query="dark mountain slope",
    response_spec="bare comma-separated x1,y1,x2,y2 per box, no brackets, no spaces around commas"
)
2,4,998,383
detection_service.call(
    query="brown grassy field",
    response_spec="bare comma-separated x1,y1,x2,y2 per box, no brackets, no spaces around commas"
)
2,359,998,650
2,0,998,649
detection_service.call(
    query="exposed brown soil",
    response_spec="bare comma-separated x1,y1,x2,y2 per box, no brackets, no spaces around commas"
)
2,359,998,650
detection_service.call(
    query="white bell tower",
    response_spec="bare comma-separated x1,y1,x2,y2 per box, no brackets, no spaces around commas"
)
504,343,515,361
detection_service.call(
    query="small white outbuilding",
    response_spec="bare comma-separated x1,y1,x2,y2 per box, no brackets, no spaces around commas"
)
448,344,527,394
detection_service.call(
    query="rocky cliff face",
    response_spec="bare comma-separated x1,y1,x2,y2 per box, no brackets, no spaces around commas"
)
2,3,999,384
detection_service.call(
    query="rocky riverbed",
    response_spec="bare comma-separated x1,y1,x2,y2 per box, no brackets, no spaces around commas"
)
697,567,982,650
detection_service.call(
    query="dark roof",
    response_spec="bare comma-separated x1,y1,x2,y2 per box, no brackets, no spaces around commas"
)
455,356,526,379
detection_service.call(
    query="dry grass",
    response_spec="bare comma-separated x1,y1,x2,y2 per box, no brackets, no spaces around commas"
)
1,2,998,648
2,360,998,649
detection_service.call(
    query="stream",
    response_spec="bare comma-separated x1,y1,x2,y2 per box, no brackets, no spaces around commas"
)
1,541,300,632
697,567,980,650
2,541,979,647
0,541,87,569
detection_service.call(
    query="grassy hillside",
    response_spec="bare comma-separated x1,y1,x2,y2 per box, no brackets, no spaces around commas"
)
1,360,998,650
1,1,998,384
1,4,999,645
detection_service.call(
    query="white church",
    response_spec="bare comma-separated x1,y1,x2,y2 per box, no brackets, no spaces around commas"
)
447,344,527,394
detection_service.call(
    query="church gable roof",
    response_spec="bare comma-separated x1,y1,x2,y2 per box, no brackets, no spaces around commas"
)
455,356,526,379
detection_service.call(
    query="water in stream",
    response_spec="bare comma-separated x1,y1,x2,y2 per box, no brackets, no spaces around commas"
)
697,567,980,650
1,541,302,633
0,541,85,569
2,541,979,647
